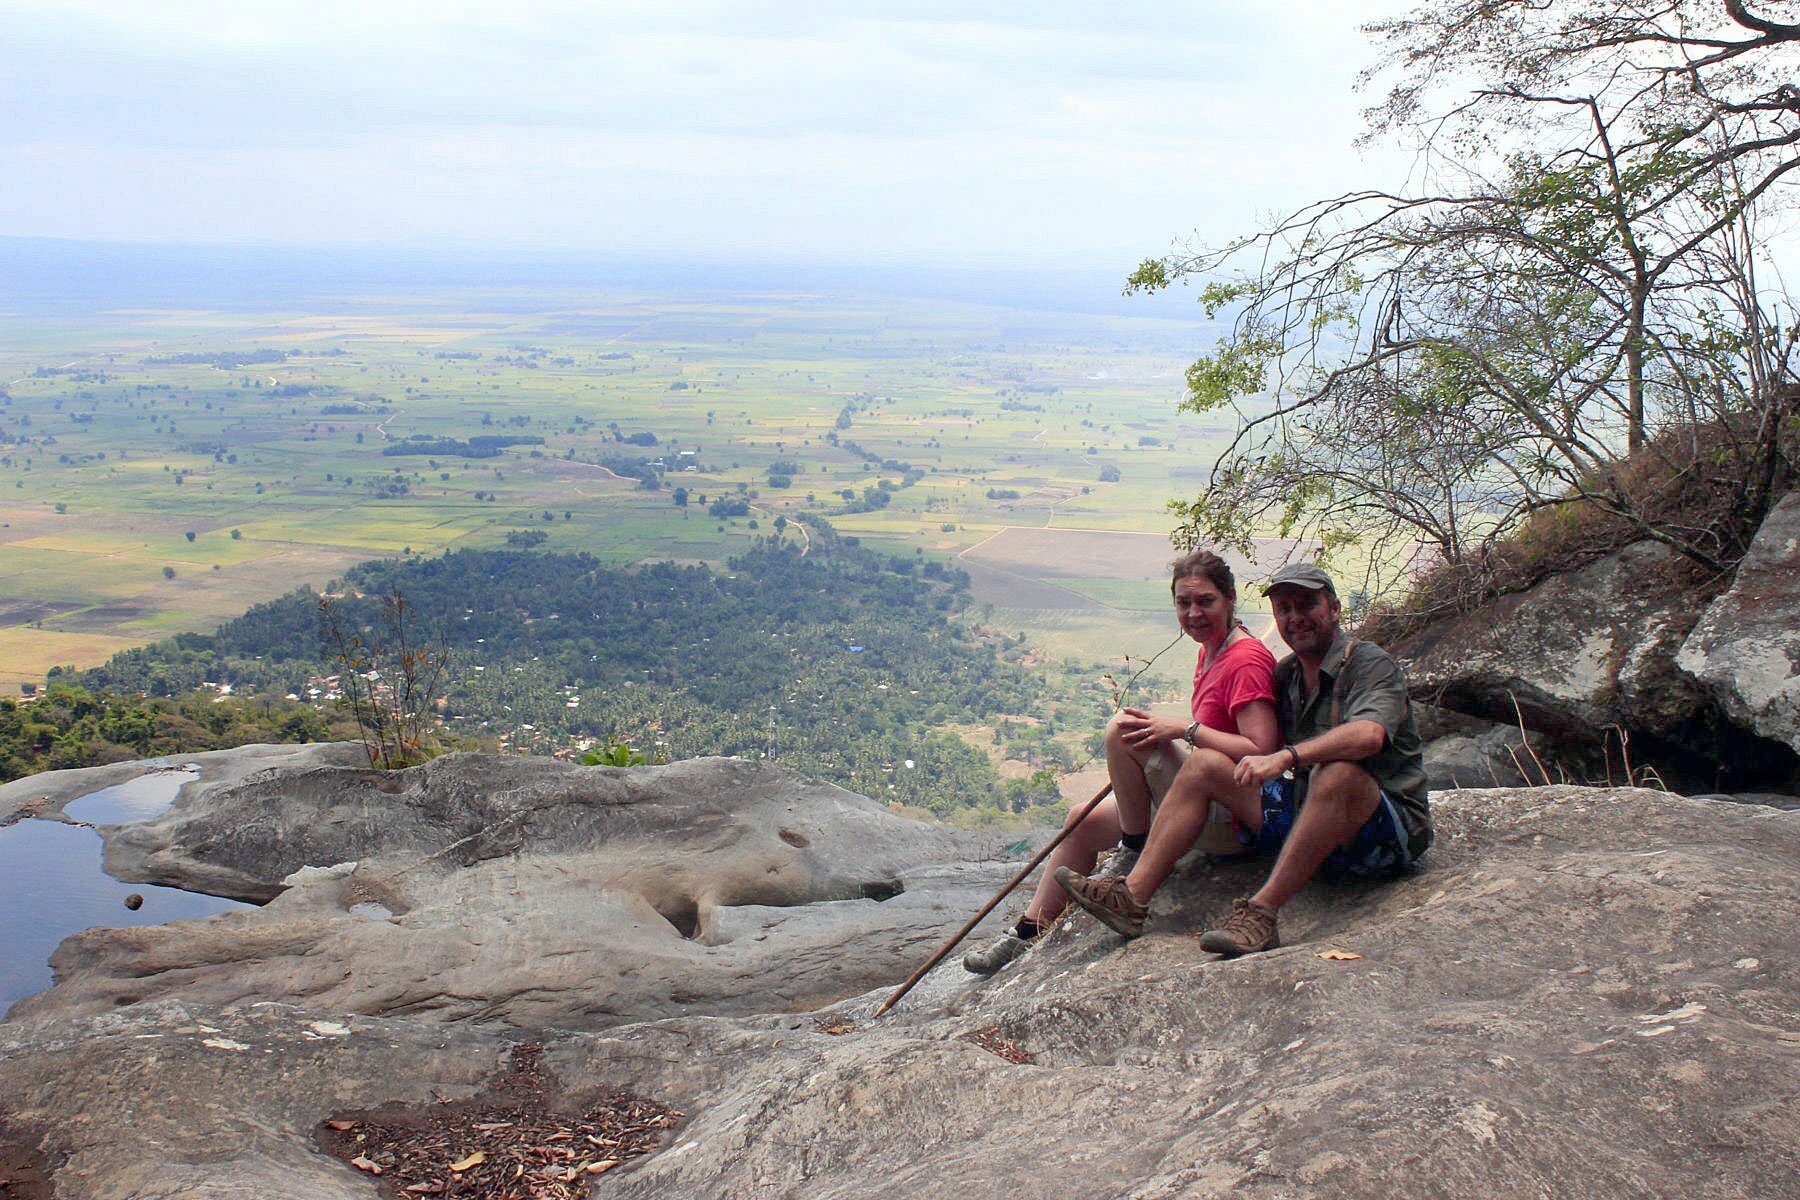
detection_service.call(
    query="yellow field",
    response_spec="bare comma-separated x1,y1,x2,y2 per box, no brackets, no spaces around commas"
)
0,628,143,687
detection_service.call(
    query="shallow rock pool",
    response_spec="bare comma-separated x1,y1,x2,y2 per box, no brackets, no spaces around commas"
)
0,770,250,1014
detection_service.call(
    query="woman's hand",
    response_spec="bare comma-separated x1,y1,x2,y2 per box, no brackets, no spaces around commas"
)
1233,751,1290,788
1116,707,1188,750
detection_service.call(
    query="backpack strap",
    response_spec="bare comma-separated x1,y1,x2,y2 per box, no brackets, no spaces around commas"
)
1327,637,1357,727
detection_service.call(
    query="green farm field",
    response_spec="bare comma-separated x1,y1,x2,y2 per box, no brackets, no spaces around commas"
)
0,283,1250,710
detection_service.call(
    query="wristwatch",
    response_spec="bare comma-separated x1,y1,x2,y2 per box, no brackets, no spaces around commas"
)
1184,721,1201,746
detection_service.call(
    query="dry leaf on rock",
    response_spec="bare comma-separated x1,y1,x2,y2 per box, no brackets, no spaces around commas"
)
1316,949,1362,961
448,1151,486,1172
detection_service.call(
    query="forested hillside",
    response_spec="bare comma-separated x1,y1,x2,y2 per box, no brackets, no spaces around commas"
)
0,687,358,783
79,535,1073,820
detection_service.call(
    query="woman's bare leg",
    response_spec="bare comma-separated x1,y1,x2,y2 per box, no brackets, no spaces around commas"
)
1023,713,1164,925
1105,711,1158,839
1021,793,1123,924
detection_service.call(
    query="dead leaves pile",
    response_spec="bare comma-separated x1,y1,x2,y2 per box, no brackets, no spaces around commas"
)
316,1045,680,1199
963,1026,1035,1065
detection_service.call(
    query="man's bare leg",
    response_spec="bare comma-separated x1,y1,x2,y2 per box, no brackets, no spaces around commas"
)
1249,761,1381,912
1124,748,1263,905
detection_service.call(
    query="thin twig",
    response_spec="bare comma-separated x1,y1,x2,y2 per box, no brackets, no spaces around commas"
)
1506,691,1552,785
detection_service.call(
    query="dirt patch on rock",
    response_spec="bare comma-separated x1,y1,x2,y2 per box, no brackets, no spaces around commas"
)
0,1117,53,1200
314,1043,679,1199
0,797,52,830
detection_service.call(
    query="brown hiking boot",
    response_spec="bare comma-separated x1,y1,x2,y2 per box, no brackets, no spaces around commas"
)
1198,898,1280,957
1054,866,1148,938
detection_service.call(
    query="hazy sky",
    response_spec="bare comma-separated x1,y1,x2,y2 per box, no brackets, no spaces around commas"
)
1,1,1415,270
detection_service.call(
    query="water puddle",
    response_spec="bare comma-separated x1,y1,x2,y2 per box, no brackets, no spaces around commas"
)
0,770,251,1014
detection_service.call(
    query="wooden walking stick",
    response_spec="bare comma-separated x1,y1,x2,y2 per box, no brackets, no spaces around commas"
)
871,782,1114,1020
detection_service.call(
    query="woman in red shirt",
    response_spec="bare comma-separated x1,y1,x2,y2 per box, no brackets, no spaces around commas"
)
965,549,1279,974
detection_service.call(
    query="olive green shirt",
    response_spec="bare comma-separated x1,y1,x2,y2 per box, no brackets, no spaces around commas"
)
1275,632,1432,854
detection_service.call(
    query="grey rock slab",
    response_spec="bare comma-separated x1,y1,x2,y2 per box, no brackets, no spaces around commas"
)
12,754,1019,1030
1423,725,1537,790
1392,540,1717,741
0,999,507,1200
99,751,965,904
0,741,367,827
1678,489,1800,753
576,786,1800,1200
0,785,1795,1199
1690,791,1800,811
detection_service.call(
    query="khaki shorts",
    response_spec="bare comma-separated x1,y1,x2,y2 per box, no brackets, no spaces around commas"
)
1141,742,1242,855
1143,744,1187,804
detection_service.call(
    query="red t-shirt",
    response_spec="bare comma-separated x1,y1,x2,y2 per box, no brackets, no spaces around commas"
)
1190,633,1278,736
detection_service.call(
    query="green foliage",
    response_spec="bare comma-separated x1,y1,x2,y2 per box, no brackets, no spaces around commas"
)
581,741,655,767
1180,331,1282,411
0,685,358,784
1123,258,1170,293
1145,1,1800,585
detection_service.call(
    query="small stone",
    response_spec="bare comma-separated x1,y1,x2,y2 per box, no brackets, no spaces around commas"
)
123,893,144,911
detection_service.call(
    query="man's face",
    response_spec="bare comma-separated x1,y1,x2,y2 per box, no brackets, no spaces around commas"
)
1269,585,1340,659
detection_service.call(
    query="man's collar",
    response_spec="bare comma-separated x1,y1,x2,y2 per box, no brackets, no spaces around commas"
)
1320,629,1352,676
1294,629,1351,680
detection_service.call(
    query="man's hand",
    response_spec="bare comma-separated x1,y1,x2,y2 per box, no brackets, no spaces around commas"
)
1233,752,1289,788
1116,707,1187,749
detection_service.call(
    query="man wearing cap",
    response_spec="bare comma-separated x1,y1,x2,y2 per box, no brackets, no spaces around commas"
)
1058,562,1430,956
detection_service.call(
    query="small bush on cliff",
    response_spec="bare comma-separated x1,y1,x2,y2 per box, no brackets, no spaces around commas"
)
1360,411,1799,643
581,741,663,767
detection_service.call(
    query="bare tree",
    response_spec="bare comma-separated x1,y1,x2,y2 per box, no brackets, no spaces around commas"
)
319,589,449,770
1135,0,1800,592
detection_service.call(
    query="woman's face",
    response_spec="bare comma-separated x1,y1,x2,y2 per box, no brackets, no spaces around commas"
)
1173,573,1232,644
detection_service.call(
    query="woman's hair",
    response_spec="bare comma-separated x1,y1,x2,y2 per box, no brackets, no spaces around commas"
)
1169,548,1236,600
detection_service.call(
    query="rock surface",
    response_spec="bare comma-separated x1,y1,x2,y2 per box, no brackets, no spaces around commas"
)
1,768,1794,1199
1392,539,1716,743
0,741,369,827
1422,724,1537,790
8,751,1020,1030
1678,489,1800,755
1385,491,1800,792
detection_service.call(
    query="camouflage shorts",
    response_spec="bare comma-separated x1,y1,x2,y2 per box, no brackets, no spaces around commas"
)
1240,776,1416,880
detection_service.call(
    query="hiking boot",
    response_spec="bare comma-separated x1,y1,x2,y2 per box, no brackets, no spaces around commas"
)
962,928,1035,975
1093,844,1140,879
1198,898,1280,957
1054,867,1147,938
